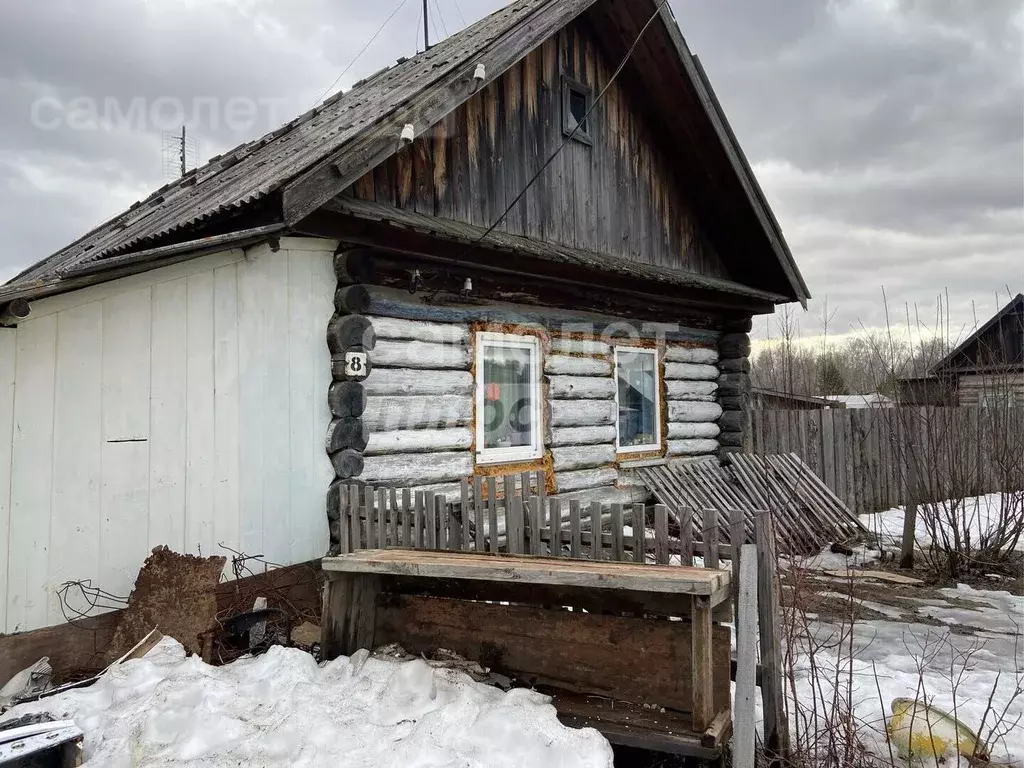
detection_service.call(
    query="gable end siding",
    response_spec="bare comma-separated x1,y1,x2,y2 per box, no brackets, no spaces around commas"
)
346,19,728,280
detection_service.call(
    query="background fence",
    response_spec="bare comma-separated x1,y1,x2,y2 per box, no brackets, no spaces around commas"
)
751,406,1024,515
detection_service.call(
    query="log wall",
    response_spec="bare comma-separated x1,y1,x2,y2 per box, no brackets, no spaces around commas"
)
326,256,727,549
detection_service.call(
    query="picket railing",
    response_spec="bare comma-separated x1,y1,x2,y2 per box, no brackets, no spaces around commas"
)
335,471,760,570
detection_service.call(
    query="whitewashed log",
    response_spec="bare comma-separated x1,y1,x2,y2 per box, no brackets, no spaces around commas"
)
360,452,473,486
544,355,612,376
550,425,617,447
551,484,648,507
364,428,473,456
664,363,719,381
667,401,723,423
664,346,718,364
550,337,612,356
363,368,473,396
548,375,616,400
407,482,463,503
550,399,616,427
665,380,718,399
370,340,470,369
370,315,469,344
362,395,472,430
667,422,721,439
551,444,616,472
667,439,720,456
555,467,619,493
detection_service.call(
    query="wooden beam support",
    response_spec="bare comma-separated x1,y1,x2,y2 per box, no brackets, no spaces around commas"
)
690,594,714,732
321,573,381,659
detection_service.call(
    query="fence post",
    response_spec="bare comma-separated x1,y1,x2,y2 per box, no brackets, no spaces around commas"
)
654,504,669,565
900,454,919,569
734,543,759,768
755,510,789,763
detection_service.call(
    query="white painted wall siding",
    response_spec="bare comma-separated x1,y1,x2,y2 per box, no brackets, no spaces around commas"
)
0,238,336,633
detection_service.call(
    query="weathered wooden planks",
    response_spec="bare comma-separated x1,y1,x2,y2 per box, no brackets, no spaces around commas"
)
323,549,731,596
749,406,1021,515
346,15,734,280
374,593,731,716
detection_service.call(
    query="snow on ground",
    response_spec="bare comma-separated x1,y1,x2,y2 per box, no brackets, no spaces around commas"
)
784,498,1024,767
790,617,1024,766
860,492,1024,552
1,638,613,768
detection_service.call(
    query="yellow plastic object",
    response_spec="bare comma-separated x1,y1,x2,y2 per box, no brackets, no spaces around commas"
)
887,698,989,762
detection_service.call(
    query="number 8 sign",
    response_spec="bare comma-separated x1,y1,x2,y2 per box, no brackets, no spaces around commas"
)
344,351,368,379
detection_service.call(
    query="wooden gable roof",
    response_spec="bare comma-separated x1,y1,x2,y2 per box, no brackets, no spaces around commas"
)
1,0,808,307
930,293,1024,374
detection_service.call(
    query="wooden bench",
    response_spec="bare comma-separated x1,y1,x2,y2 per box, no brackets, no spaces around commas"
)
321,549,733,757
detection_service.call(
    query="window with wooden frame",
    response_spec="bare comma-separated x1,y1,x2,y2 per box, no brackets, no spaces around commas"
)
475,332,544,465
562,75,593,145
614,346,661,453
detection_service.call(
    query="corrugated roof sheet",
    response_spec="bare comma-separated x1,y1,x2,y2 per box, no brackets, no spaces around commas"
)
3,0,557,293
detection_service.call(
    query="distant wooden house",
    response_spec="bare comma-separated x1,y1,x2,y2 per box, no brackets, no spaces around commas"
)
897,293,1023,407
0,0,807,633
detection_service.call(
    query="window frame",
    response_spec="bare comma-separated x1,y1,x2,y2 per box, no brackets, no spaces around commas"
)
613,345,663,454
561,75,594,145
474,331,544,465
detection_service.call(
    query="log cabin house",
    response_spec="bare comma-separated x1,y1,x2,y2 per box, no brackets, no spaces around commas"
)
898,293,1023,407
0,0,808,633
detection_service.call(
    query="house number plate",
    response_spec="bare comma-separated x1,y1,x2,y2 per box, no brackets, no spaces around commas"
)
344,351,368,379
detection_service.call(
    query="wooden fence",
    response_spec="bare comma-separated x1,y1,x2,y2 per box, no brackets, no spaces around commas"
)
751,406,1024,515
335,472,754,567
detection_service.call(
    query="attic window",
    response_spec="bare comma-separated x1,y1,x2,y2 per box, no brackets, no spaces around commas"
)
562,76,593,145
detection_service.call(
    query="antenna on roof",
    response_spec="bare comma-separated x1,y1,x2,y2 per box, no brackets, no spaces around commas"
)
161,126,199,181
423,0,430,50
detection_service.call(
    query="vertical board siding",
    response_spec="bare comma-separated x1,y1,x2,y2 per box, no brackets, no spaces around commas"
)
0,330,16,632
185,272,217,557
212,264,241,560
7,314,57,632
48,304,103,625
348,18,727,280
149,279,188,552
0,241,335,632
100,289,153,599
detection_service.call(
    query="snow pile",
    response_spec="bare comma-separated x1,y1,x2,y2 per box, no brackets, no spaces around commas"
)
1,638,613,768
861,492,1024,552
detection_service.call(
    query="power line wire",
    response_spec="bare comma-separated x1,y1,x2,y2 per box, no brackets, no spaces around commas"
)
429,5,443,44
312,0,412,107
450,0,467,28
464,0,671,254
431,0,450,38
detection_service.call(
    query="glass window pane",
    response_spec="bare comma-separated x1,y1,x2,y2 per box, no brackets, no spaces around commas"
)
482,344,535,450
617,350,657,448
569,88,588,132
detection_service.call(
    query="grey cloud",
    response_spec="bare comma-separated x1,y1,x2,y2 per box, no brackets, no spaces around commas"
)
0,0,1020,336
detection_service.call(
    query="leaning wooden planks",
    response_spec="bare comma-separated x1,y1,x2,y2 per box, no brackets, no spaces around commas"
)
632,454,868,555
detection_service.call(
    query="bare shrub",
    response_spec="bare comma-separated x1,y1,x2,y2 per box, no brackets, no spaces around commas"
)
776,555,1024,768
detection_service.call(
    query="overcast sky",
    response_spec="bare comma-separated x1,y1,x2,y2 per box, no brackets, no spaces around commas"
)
1,0,1021,340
